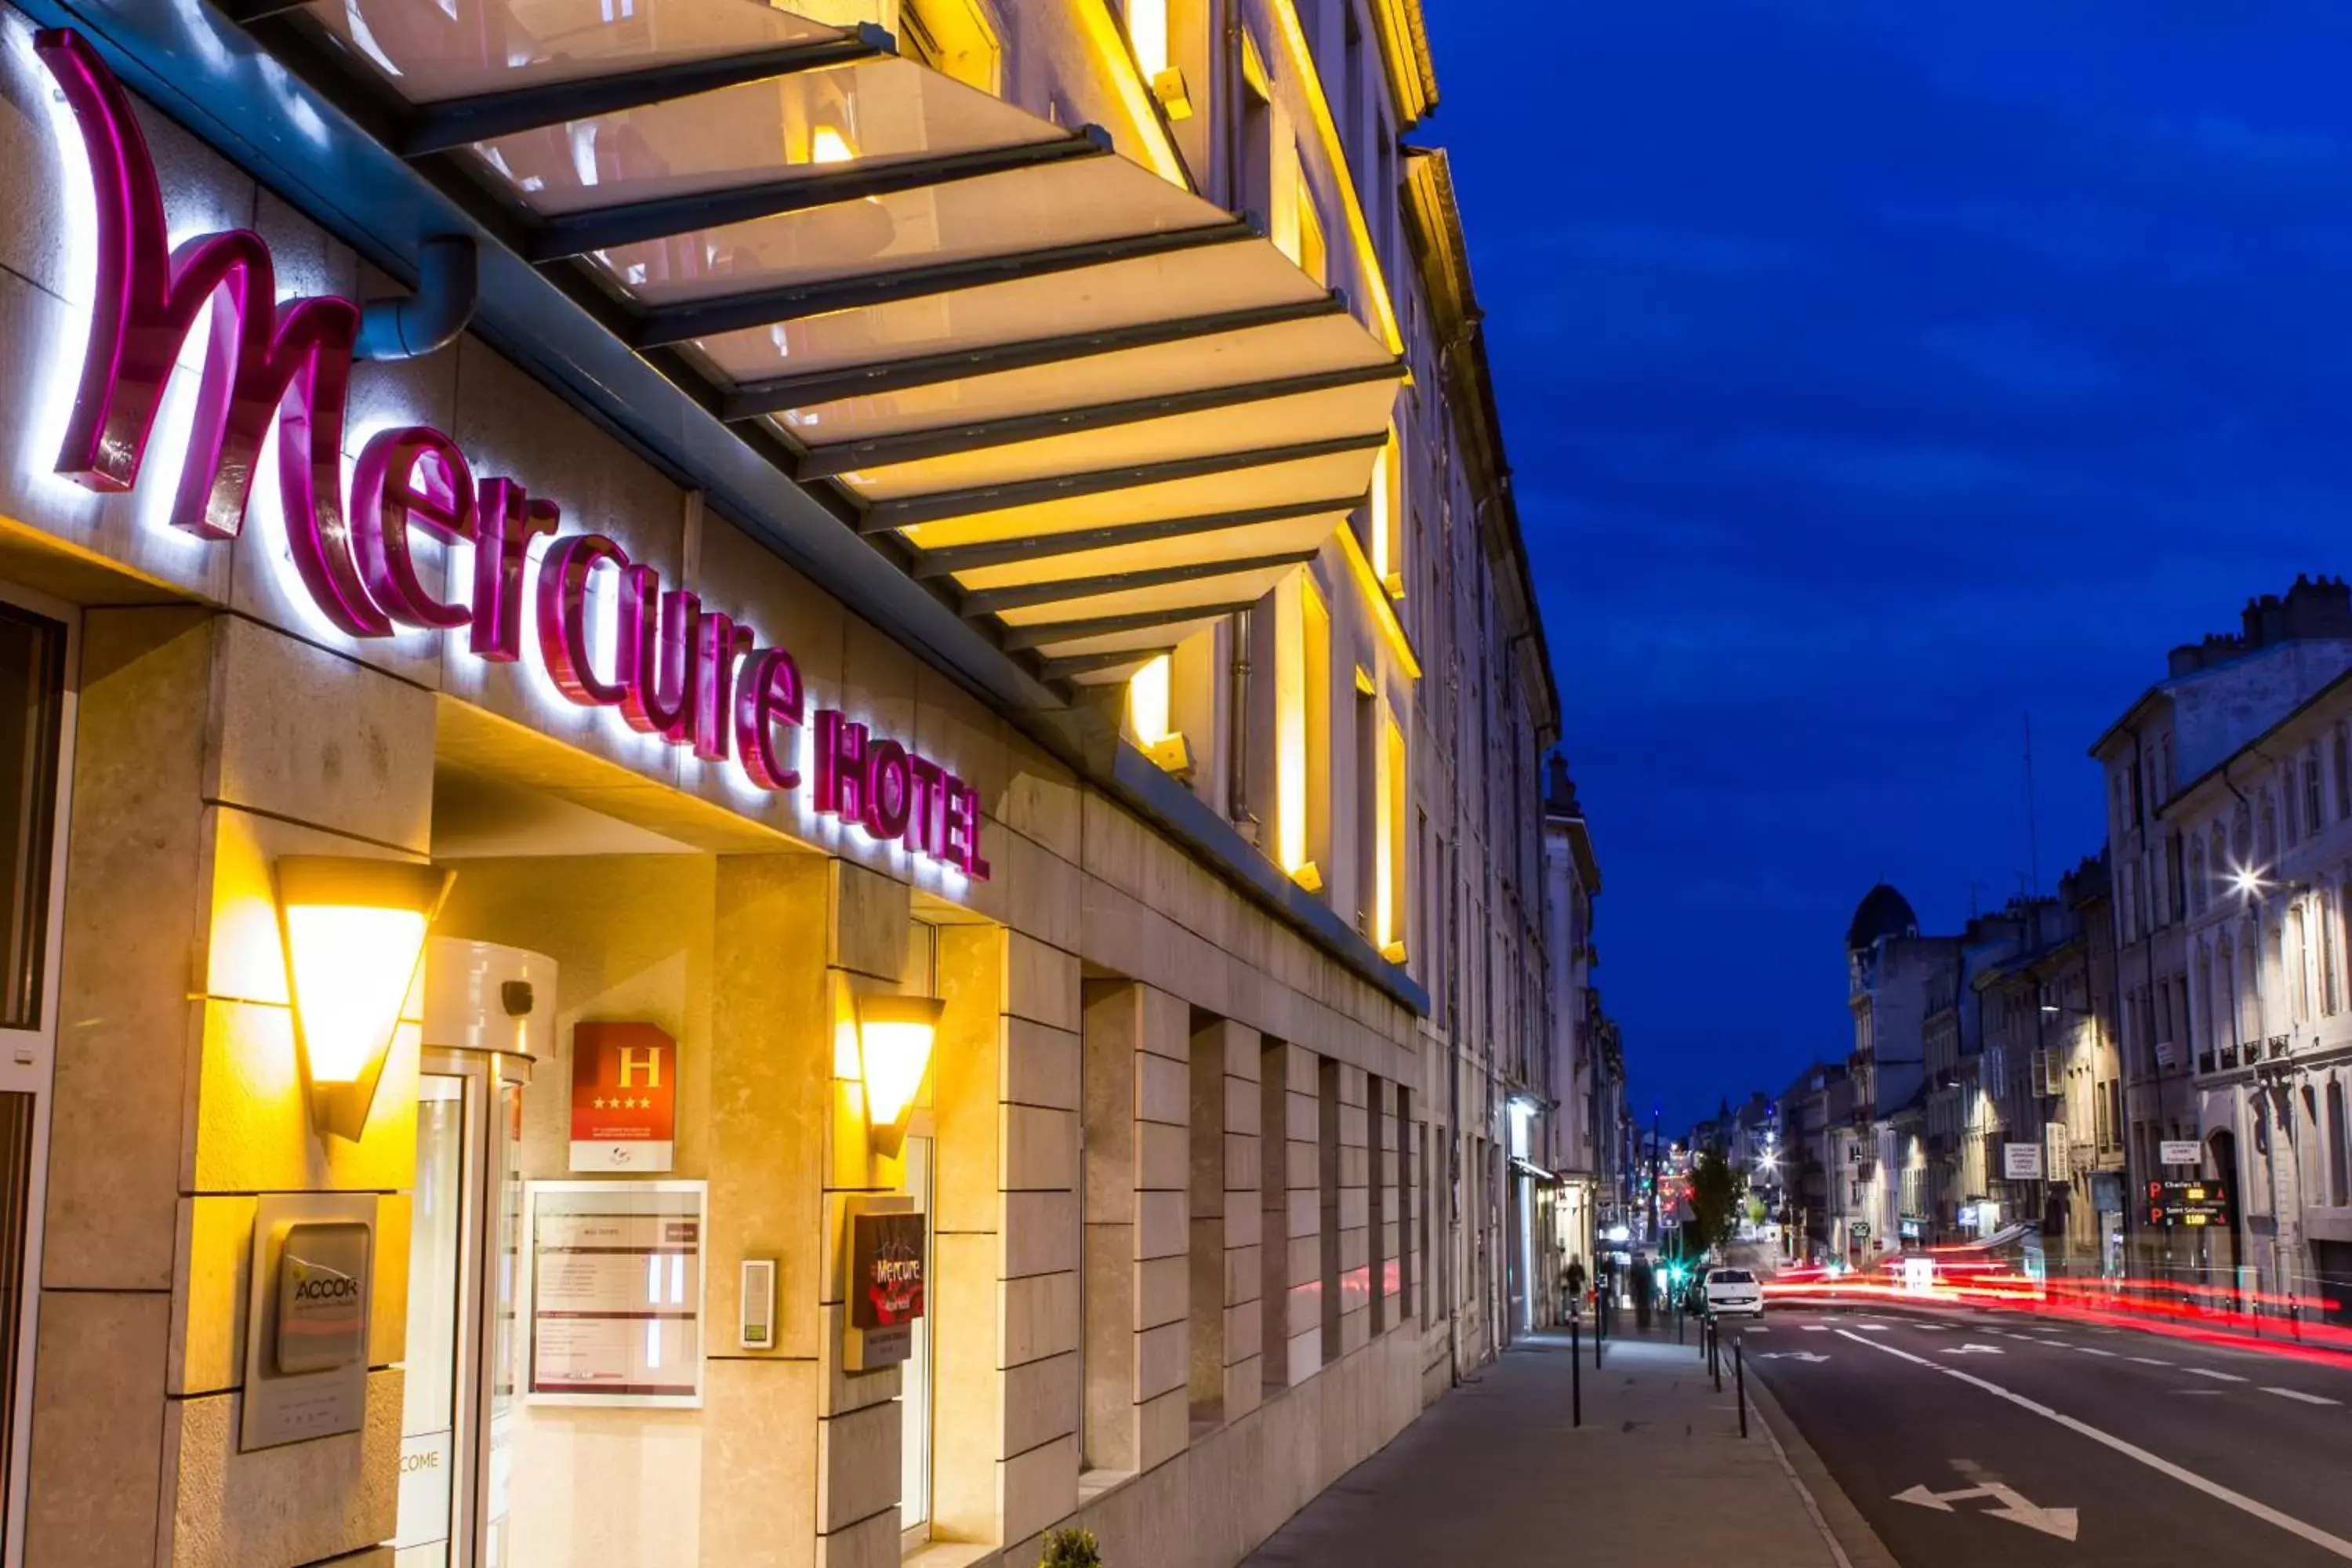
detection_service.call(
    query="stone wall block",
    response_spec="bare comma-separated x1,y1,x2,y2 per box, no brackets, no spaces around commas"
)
206,616,436,851
22,1289,169,1565
46,606,214,1291
159,1368,403,1568
1000,1268,1080,1370
699,1356,819,1568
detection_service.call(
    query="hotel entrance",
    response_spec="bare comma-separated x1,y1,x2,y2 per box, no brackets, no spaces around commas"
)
398,940,554,1567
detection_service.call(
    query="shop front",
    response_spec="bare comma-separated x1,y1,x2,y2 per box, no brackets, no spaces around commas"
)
0,2,1443,1563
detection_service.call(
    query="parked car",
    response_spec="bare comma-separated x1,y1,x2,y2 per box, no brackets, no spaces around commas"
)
1704,1266,1764,1318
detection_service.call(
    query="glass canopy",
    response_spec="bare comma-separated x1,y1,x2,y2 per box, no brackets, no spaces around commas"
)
271,0,1406,687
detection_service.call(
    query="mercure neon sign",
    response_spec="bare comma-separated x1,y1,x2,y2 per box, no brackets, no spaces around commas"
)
34,27,988,878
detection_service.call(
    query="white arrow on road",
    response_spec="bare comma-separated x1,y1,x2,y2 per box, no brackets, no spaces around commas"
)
1756,1351,1831,1363
1946,1344,2005,1355
1895,1483,2079,1542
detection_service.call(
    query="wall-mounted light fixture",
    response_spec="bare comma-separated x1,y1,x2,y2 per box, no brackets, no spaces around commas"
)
855,994,943,1158
277,856,455,1142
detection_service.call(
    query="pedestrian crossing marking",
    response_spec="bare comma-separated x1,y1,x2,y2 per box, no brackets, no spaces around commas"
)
1803,1325,1829,1332
1857,1324,1889,1333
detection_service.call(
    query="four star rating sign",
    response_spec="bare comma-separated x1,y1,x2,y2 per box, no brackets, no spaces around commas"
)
570,1022,678,1172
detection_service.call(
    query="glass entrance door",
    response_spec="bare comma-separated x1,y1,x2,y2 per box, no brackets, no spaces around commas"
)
400,1053,529,1567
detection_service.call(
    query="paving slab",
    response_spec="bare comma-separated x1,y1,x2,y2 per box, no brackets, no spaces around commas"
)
1242,1328,1849,1567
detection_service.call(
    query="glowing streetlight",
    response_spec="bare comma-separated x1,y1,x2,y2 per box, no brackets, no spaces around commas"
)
2231,866,2269,900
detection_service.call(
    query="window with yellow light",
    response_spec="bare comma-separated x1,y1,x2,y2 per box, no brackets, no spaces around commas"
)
1276,575,1330,892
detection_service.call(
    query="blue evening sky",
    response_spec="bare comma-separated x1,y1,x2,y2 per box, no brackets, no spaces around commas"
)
1421,2,2352,1130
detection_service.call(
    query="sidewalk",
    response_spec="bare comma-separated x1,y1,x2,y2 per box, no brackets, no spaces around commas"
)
1241,1327,1849,1567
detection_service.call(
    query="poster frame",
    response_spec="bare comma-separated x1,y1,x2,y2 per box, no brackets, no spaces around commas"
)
521,1179,707,1410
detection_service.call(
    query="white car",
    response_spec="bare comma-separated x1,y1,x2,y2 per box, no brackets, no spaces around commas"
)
1704,1266,1764,1318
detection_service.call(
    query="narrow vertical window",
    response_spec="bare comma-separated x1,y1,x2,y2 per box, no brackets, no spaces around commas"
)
2331,1080,2351,1207
1377,711,1407,962
2336,726,2351,821
1275,575,1330,888
1124,0,1169,80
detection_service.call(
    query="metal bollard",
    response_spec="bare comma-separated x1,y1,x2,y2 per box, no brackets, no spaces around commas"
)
1713,1327,1723,1393
1736,1340,1748,1438
1595,1300,1605,1370
1570,1315,1582,1428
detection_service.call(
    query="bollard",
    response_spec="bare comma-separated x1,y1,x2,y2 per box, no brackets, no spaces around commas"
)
1595,1300,1605,1370
1570,1315,1582,1428
1736,1339,1748,1438
1713,1327,1723,1393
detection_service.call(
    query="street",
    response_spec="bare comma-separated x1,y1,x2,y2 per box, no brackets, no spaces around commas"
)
1744,1303,2352,1568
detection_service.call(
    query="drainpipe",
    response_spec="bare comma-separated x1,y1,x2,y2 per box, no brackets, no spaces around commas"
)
355,235,479,361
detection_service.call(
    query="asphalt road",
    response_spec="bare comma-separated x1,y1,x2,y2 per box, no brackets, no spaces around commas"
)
1740,1302,2352,1568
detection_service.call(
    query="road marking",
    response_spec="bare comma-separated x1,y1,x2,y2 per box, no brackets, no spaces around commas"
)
1894,1482,2078,1541
1758,1351,1831,1363
1947,1345,2004,1355
1856,1324,1889,1333
1835,1330,2352,1561
2186,1367,2249,1384
1803,1325,1830,1333
2265,1388,2343,1406
2076,1346,2118,1357
2129,1357,2173,1367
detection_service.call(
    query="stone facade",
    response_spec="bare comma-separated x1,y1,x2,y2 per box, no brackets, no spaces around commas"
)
0,0,1570,1564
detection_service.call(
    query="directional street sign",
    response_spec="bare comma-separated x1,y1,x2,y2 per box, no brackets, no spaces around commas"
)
1756,1351,1831,1363
1895,1483,2079,1541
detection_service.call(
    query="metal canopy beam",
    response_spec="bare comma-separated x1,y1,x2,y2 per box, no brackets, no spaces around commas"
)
911,493,1364,578
723,292,1349,419
1039,647,1179,682
213,0,309,22
525,129,1110,262
1000,597,1263,651
960,547,1319,616
793,358,1402,481
628,218,1257,347
400,28,894,156
862,429,1387,532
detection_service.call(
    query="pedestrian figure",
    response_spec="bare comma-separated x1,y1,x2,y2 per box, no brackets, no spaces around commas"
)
1564,1254,1587,1318
1631,1255,1653,1330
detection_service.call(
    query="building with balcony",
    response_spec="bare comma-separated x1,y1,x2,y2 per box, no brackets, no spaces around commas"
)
0,0,1565,1563
2166,651,2352,1319
2092,575,2352,1296
1539,753,1605,1318
1845,883,1954,1259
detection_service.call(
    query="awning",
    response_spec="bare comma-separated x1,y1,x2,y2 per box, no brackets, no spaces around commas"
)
234,0,1404,688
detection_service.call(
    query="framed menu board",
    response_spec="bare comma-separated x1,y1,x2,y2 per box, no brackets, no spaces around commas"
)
523,1181,706,1408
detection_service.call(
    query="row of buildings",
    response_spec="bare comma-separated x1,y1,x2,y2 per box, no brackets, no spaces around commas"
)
0,0,1635,1563
1781,577,2352,1321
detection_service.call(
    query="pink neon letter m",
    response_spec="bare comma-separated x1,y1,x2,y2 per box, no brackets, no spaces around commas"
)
36,29,387,636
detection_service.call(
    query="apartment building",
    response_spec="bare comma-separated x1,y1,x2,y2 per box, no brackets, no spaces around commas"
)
0,0,1562,1563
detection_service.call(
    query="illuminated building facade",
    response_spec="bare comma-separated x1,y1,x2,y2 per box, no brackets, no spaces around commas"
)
0,0,1559,1563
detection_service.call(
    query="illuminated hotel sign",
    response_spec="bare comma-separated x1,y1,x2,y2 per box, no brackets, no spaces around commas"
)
33,27,988,879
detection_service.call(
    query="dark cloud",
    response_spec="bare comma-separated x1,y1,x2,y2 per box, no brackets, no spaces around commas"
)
1423,0,2352,1124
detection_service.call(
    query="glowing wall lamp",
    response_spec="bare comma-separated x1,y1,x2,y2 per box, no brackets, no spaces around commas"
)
276,856,455,1142
855,993,943,1158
